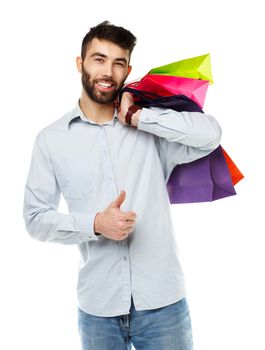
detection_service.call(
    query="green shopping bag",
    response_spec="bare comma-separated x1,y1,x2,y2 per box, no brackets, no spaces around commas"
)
149,53,214,83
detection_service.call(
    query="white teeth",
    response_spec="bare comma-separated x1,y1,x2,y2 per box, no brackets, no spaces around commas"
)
97,82,113,88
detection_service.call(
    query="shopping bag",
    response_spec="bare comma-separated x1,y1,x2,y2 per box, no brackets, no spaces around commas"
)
125,74,209,108
166,146,237,204
221,148,244,185
149,53,214,83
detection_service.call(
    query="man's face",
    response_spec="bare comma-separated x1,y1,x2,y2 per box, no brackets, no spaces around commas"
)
78,38,132,104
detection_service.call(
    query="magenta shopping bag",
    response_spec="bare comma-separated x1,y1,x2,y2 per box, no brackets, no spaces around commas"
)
126,74,209,108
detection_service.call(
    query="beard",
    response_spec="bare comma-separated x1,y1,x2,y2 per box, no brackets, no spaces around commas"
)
81,64,126,104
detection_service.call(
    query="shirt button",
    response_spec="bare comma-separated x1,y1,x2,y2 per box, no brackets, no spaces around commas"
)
123,256,127,261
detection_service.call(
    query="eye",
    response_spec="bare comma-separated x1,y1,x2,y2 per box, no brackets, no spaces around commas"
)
95,58,104,63
115,62,125,67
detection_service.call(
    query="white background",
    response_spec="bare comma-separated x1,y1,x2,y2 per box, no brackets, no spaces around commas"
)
0,0,264,349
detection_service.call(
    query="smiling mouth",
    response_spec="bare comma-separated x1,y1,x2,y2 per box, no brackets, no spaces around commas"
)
96,81,115,90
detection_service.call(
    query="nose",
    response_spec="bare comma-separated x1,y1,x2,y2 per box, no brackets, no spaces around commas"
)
103,62,113,78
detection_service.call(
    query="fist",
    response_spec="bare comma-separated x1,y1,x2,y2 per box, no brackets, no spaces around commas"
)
117,92,134,125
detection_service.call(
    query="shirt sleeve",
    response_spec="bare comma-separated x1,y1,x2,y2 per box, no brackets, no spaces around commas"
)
137,107,222,182
23,132,100,244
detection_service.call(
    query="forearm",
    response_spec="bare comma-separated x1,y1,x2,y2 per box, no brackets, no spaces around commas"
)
135,107,222,150
23,191,100,244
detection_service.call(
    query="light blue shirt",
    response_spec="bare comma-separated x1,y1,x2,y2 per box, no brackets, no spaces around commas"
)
23,102,222,317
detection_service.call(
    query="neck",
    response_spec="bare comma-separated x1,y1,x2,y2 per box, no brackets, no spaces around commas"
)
79,90,115,124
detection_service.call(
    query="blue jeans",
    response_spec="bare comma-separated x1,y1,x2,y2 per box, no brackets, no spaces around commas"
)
78,296,193,350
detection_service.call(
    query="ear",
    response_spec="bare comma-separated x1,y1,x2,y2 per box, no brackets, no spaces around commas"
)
125,65,132,80
127,65,132,75
124,65,132,82
76,56,83,74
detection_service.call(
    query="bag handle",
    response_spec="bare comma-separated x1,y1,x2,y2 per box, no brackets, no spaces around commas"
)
119,86,204,113
119,86,161,102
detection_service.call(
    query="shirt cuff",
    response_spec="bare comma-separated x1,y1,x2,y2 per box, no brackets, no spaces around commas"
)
72,211,100,241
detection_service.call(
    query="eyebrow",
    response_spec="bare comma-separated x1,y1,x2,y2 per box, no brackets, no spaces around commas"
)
90,52,128,64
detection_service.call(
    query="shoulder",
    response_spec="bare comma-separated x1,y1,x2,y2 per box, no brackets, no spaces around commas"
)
36,108,76,140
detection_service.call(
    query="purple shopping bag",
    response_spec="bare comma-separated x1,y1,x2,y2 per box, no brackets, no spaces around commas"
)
166,146,236,203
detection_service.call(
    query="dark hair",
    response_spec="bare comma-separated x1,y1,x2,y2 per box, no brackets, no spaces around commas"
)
81,21,137,61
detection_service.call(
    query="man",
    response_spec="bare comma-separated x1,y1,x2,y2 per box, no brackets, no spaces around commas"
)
23,21,222,350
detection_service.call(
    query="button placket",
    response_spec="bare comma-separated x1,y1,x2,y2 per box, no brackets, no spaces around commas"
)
98,126,118,197
100,126,132,308
117,239,131,308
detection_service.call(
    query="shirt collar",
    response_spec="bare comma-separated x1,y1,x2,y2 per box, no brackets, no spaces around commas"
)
66,100,119,128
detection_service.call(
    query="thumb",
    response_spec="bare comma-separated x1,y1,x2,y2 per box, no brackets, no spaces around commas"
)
111,190,126,209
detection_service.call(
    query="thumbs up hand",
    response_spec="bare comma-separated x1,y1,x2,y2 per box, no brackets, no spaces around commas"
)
94,190,137,241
